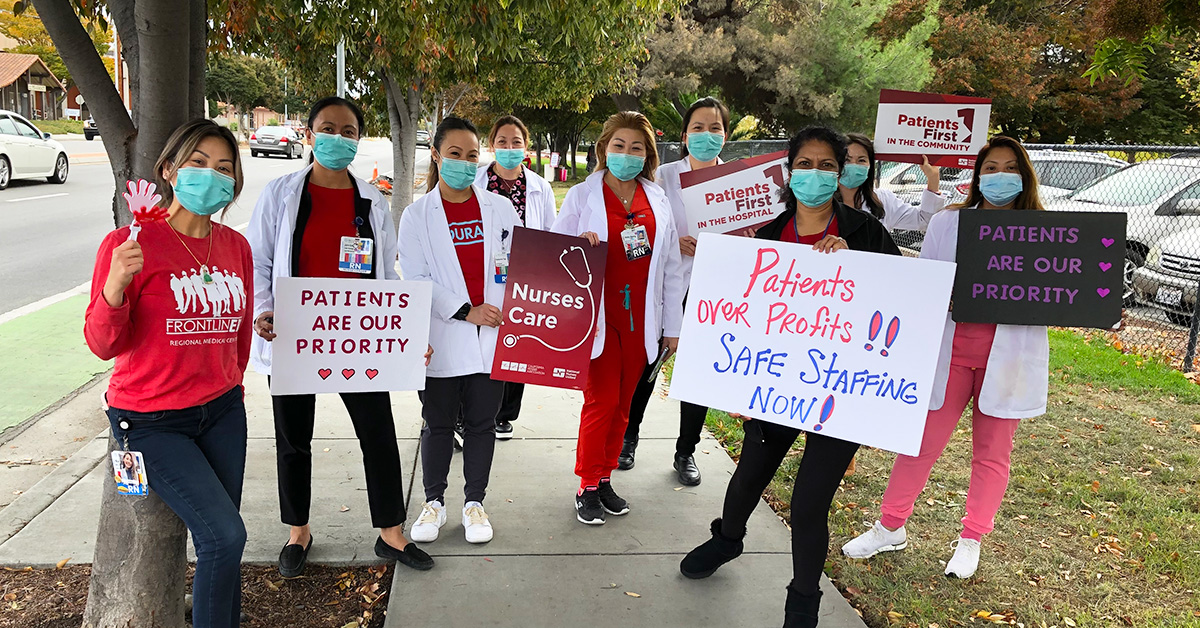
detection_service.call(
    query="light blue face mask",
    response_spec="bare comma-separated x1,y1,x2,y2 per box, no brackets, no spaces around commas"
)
686,132,725,163
174,167,235,216
978,172,1024,206
494,148,525,170
789,168,840,208
439,157,479,191
606,152,645,182
839,163,870,189
312,132,359,171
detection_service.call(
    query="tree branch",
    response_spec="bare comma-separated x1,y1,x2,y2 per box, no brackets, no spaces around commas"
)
108,0,139,126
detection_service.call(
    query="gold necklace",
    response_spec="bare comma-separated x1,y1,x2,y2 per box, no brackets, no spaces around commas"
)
167,221,215,284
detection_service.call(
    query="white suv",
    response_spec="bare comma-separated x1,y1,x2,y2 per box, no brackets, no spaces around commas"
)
0,109,69,190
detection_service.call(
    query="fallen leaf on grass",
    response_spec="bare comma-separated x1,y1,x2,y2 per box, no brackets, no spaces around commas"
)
2,593,14,601
55,557,71,569
324,600,340,606
265,579,281,591
1090,480,1100,493
625,591,641,598
843,586,863,597
1191,424,1200,434
1064,618,1077,627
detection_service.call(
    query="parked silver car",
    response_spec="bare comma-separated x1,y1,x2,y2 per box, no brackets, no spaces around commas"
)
946,150,1126,204
1047,158,1200,304
877,161,968,206
1132,226,1200,326
250,125,303,159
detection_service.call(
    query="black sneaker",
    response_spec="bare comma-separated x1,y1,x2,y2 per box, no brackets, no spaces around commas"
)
278,535,312,578
495,420,514,440
575,488,606,525
597,480,629,516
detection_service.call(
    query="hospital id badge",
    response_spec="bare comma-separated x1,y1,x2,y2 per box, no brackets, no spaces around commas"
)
339,236,374,274
494,252,509,284
621,224,651,261
111,450,149,496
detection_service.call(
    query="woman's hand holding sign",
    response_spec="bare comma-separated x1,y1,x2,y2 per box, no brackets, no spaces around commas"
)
680,236,698,257
467,304,503,328
581,231,601,247
255,312,276,341
812,235,849,254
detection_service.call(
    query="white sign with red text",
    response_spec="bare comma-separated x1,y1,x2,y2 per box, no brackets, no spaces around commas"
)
270,277,432,395
678,151,789,237
669,233,955,456
873,89,992,169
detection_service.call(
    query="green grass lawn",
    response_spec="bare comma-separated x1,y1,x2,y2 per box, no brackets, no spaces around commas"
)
33,119,84,135
703,329,1200,626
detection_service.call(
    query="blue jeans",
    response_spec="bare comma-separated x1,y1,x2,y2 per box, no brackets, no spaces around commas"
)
107,385,248,628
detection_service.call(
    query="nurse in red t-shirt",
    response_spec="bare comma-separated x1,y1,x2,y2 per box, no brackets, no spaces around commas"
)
85,119,252,628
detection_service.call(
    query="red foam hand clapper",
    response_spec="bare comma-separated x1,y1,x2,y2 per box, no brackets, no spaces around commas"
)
124,179,166,242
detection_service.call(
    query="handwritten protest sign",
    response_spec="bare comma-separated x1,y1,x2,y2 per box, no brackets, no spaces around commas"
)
952,210,1127,328
270,277,431,395
493,227,606,390
874,89,992,169
670,234,955,456
678,151,788,237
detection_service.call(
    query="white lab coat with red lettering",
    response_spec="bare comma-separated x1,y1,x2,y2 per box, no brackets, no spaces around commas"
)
920,208,1049,419
551,170,686,363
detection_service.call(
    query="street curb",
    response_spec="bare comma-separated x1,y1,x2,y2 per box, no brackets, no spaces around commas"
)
0,430,109,548
0,371,110,447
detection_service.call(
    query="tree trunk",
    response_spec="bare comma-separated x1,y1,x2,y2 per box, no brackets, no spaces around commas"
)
187,0,207,120
384,73,422,224
83,438,189,628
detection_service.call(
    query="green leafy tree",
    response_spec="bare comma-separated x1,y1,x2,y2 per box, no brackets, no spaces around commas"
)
0,0,113,84
1085,0,1199,84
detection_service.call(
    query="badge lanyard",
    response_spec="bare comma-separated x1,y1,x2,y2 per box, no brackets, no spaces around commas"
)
793,211,836,242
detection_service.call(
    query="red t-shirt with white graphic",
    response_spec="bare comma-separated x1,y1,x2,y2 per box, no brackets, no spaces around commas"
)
85,220,254,412
443,194,486,307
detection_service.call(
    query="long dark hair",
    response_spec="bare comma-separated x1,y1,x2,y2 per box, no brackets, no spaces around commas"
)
846,133,884,219
305,96,365,166
779,126,848,214
427,116,479,192
679,97,730,158
954,136,1044,211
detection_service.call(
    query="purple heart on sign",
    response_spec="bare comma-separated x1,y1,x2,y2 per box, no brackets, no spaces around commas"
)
1099,262,1112,272
1101,238,1115,248
1097,288,1110,298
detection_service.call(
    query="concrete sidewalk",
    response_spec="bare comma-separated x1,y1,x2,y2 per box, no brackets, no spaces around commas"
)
0,375,865,627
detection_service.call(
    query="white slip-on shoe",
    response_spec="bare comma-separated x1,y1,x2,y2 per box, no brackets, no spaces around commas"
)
944,537,981,578
841,520,908,559
409,501,447,543
462,502,494,544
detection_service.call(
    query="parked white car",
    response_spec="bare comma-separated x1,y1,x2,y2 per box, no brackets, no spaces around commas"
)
0,109,69,190
1047,158,1200,304
1132,226,1200,326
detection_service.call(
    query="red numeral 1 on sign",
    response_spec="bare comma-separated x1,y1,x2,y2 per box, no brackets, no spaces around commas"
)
763,164,785,188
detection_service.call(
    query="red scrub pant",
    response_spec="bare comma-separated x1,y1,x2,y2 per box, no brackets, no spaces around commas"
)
576,322,648,489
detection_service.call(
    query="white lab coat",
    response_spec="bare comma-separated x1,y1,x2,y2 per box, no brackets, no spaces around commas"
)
398,185,519,378
920,208,1049,419
551,170,687,363
655,157,723,288
247,164,400,374
473,162,557,231
865,188,946,232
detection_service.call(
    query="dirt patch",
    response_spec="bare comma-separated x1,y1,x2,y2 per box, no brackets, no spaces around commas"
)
0,563,391,628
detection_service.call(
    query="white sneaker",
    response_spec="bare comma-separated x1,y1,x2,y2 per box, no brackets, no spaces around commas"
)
944,537,981,578
462,502,493,544
409,501,447,543
841,521,908,559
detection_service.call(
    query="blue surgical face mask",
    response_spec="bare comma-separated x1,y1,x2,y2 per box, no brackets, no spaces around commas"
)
606,152,645,182
173,167,235,216
439,157,479,191
789,168,840,208
312,132,359,171
494,148,525,170
978,172,1024,206
686,132,724,163
839,163,870,189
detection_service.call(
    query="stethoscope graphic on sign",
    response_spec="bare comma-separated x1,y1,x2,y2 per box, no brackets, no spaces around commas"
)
502,246,596,352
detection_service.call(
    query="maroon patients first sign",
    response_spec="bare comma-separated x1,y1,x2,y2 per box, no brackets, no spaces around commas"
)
492,227,607,390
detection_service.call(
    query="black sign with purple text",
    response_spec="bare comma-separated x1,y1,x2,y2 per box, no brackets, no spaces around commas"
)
952,210,1126,328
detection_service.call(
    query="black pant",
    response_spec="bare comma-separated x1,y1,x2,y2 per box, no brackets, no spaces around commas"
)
496,382,524,423
719,420,859,596
272,389,405,529
419,374,504,504
624,360,708,456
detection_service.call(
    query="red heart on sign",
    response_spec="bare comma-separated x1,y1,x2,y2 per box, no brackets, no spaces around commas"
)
342,369,355,380
318,369,332,380
365,369,379,380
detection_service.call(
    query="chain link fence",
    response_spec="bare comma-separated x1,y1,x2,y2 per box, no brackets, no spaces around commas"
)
658,140,1200,373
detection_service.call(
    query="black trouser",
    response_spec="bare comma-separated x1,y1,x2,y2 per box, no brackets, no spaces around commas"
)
419,374,504,504
272,389,405,529
719,420,859,596
496,382,524,423
624,359,708,456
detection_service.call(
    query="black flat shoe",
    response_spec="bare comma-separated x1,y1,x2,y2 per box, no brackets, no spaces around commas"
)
278,535,313,578
674,453,702,486
617,439,637,470
374,536,434,571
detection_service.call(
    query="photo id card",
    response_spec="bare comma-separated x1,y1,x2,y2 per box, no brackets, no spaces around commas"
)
111,450,149,496
621,224,651,261
339,236,374,274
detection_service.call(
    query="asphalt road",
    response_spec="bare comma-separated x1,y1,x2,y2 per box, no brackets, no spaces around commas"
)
0,137,428,314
